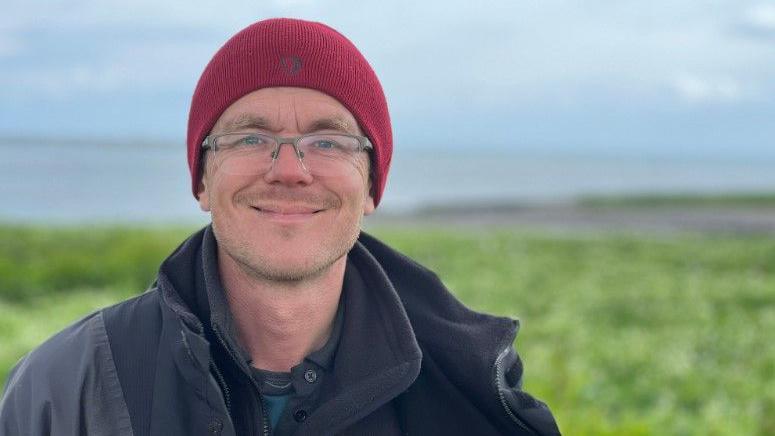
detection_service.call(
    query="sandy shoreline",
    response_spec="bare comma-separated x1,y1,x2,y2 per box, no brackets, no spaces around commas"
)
366,204,775,234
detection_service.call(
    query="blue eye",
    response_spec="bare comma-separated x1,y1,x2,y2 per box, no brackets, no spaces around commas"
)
242,135,264,145
313,140,337,149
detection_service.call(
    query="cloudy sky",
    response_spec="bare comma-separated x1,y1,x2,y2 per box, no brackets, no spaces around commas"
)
1,0,774,159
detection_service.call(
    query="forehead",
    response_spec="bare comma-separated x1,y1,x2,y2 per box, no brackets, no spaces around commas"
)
212,87,362,134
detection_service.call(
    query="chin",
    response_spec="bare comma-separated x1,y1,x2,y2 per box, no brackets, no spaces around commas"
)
242,248,346,282
212,206,363,282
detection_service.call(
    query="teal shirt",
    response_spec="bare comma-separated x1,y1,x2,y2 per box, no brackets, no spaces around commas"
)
263,394,291,428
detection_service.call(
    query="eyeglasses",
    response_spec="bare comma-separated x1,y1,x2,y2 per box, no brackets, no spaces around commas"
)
201,132,373,177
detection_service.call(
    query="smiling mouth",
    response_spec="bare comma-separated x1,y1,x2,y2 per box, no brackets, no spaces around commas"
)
250,205,324,216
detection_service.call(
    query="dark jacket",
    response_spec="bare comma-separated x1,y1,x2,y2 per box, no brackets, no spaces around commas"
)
0,228,560,435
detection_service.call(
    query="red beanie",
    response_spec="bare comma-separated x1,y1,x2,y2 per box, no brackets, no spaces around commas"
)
187,18,392,207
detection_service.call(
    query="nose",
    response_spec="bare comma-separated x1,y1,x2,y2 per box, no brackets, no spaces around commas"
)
264,142,314,185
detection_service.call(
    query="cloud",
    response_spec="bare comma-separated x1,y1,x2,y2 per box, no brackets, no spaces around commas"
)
734,3,775,40
744,4,775,30
3,0,775,144
0,0,320,34
268,0,319,7
0,37,216,100
0,64,128,100
0,36,22,57
670,73,749,104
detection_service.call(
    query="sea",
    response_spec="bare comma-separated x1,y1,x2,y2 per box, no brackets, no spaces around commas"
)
2,140,775,224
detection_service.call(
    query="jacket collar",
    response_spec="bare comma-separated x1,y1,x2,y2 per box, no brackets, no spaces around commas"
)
155,226,423,434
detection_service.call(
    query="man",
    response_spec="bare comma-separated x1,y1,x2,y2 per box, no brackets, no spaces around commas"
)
0,18,559,435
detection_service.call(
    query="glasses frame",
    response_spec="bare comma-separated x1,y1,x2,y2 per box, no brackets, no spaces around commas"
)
201,131,374,177
202,131,373,158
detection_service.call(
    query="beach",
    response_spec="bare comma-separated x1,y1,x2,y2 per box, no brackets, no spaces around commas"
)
368,203,775,234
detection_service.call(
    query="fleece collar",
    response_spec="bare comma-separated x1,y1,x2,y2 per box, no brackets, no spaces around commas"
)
156,226,423,434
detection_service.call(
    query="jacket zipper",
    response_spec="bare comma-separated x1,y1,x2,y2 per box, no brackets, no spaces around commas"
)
213,326,270,436
494,347,537,435
210,361,232,414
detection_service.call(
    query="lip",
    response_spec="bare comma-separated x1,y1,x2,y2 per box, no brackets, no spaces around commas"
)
250,204,324,223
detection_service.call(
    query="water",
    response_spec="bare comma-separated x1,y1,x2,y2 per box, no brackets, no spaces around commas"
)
2,141,775,223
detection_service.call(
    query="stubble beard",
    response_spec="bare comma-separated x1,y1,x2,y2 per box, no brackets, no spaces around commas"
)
211,208,363,283
204,155,371,284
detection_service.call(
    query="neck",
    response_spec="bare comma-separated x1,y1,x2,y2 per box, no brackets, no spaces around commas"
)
218,252,346,373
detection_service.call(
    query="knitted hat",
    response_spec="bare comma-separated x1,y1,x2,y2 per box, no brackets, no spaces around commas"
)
187,18,392,207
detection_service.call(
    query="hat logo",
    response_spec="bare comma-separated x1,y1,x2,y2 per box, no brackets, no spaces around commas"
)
280,56,303,75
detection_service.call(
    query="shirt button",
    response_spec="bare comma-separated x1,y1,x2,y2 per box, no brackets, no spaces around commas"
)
304,369,317,383
293,409,308,422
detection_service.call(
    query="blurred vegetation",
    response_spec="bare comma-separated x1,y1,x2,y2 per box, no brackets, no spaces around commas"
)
1,224,774,435
0,225,193,300
578,192,775,208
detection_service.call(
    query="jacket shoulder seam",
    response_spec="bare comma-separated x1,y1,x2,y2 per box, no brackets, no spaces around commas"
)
91,311,135,435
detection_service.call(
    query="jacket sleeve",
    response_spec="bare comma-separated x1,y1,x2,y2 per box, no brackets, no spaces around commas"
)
0,312,134,436
495,345,561,435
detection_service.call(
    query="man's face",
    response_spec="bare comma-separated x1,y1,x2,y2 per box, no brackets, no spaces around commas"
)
198,87,375,282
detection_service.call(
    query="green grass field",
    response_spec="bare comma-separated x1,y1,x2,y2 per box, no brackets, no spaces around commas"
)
1,224,773,435
578,192,775,208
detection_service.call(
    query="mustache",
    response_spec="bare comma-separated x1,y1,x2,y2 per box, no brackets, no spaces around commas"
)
235,188,340,209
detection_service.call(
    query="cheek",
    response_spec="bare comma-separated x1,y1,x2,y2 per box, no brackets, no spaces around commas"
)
201,172,251,210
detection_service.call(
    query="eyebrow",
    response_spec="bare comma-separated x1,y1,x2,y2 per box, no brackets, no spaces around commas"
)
219,114,356,134
307,118,353,133
220,114,273,132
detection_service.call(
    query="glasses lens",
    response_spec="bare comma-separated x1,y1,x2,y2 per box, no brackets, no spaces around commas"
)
213,133,275,176
210,133,366,177
297,134,363,176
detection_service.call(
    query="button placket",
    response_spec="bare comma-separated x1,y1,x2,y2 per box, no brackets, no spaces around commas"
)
293,409,308,422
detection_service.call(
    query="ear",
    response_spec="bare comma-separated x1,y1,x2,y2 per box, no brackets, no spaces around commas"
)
197,176,211,212
363,193,375,216
363,177,375,216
